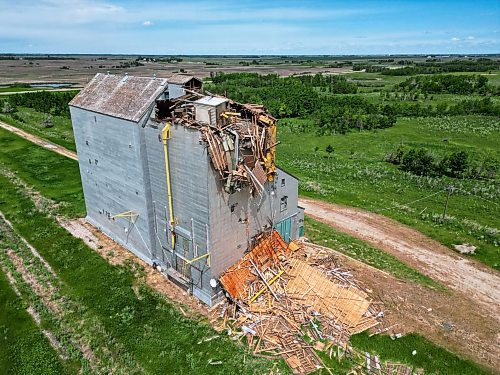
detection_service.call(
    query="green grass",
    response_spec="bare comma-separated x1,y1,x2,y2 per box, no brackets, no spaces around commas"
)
305,217,443,289
0,86,48,93
0,127,84,217
279,115,500,270
0,107,76,151
350,332,493,375
0,270,68,374
0,173,276,374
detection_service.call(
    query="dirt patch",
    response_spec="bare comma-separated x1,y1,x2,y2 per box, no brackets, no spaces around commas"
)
303,242,500,371
299,198,500,324
59,217,210,318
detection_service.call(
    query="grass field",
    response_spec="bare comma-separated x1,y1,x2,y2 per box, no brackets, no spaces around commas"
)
0,171,279,374
278,115,500,270
350,332,492,375
0,107,76,151
1,118,492,374
0,270,68,374
0,127,84,217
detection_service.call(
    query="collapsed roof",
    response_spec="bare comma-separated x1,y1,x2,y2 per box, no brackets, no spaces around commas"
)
168,95,277,194
70,73,278,194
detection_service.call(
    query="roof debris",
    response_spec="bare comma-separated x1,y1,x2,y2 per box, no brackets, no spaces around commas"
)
169,97,278,193
213,232,412,374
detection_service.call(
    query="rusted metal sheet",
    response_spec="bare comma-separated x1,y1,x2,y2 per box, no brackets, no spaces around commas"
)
69,73,167,122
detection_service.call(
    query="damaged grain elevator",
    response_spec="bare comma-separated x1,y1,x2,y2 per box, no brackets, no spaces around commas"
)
69,73,304,305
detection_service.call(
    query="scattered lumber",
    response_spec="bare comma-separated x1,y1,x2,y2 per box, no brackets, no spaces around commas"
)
214,232,407,374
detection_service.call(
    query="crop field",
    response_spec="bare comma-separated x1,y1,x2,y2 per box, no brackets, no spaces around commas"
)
0,56,498,374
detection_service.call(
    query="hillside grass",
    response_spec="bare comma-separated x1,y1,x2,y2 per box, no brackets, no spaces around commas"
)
0,127,84,218
350,332,493,375
0,173,277,374
0,107,76,151
278,115,500,270
0,270,69,374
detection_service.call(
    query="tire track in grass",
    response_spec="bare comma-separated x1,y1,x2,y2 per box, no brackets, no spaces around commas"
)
0,213,144,374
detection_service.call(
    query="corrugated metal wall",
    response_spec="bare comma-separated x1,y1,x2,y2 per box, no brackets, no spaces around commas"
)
70,107,155,264
71,105,302,306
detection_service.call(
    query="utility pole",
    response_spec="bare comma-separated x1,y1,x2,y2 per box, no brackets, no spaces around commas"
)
441,185,454,223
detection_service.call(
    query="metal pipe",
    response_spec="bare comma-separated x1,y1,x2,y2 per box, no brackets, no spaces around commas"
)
161,122,176,251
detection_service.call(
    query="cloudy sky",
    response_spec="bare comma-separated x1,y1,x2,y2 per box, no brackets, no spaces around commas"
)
1,0,499,55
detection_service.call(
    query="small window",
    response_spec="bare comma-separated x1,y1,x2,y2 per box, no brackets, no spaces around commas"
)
280,196,288,212
281,178,286,187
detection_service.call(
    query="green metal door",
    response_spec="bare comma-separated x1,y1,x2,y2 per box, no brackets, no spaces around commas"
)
275,217,292,243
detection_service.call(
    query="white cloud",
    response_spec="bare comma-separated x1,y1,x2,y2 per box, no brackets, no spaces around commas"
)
143,20,153,26
451,37,460,41
466,36,475,40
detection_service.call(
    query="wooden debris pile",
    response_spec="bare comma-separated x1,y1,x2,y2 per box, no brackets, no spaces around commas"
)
214,231,386,374
168,95,277,194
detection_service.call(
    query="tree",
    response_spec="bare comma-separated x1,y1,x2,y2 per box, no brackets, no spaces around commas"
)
1,101,14,114
314,146,319,156
447,151,469,178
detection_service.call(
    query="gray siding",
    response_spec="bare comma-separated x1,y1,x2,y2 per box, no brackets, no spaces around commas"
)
168,84,185,99
70,107,155,264
71,105,301,307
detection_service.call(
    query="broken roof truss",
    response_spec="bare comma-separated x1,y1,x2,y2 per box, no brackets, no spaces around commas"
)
166,95,278,194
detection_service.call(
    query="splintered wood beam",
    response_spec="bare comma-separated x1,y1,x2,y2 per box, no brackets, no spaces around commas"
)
249,258,280,301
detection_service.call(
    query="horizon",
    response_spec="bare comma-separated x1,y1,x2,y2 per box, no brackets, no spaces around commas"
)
1,0,499,55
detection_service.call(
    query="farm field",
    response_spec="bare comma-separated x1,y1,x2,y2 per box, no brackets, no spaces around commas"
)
0,55,499,374
0,126,494,374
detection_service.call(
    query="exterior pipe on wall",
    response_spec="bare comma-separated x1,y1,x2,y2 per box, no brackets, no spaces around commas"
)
161,122,176,251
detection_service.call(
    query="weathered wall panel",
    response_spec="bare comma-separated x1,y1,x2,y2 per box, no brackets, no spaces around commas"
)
70,107,155,264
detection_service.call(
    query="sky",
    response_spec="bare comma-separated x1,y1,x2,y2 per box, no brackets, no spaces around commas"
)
1,0,499,55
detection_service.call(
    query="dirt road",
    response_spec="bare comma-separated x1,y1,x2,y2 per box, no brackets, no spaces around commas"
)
299,197,500,322
0,120,77,160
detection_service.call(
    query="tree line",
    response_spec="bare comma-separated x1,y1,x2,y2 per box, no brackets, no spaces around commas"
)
5,91,78,118
386,145,497,180
209,73,395,134
396,74,492,95
353,58,500,76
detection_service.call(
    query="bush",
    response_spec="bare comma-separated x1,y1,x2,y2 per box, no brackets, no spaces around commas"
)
401,148,435,176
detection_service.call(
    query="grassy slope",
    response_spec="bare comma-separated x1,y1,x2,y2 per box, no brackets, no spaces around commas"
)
350,332,492,375
0,127,84,218
0,107,76,151
278,115,500,270
0,271,68,374
0,173,275,374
